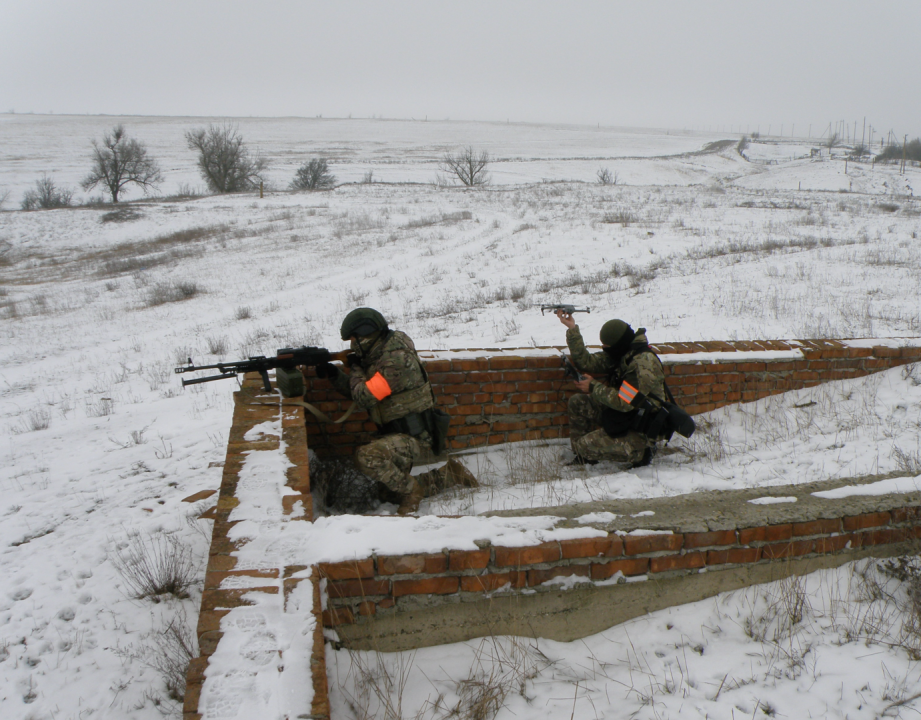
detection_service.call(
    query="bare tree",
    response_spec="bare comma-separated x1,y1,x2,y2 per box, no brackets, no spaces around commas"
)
596,167,618,185
441,147,490,187
826,133,840,150
185,123,267,194
290,158,336,190
21,176,73,210
0,188,10,210
81,125,163,203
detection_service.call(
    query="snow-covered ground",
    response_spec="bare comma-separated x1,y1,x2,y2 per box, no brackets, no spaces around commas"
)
1,115,920,720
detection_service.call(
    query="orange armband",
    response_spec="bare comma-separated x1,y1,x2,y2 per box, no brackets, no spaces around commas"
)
617,381,639,405
365,372,392,401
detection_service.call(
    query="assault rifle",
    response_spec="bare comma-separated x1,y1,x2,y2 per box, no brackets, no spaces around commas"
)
540,304,591,316
175,346,349,394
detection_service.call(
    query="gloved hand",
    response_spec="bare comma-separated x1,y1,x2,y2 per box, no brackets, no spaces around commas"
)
345,353,360,368
315,362,337,379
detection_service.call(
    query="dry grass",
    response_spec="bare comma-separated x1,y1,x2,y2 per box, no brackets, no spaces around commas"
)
110,530,198,601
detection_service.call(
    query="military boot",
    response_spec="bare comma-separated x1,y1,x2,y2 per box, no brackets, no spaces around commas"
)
397,478,425,515
631,445,657,469
443,457,479,488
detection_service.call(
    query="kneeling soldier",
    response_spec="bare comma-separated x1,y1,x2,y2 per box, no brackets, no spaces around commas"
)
556,309,666,467
314,307,476,514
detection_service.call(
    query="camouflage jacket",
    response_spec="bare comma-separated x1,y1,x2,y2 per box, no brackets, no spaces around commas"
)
331,330,434,424
566,325,666,412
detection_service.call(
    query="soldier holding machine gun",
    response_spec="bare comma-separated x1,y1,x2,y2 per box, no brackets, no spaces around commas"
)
176,307,476,515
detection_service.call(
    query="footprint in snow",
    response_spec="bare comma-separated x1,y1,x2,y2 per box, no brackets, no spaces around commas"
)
10,588,33,601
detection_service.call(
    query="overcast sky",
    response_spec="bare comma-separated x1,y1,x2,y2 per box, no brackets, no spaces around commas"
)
1,0,918,137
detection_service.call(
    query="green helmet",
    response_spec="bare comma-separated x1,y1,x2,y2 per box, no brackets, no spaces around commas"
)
340,307,388,340
599,319,631,346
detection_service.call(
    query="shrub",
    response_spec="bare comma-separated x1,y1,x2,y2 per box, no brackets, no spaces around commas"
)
81,124,163,203
20,176,73,210
875,138,921,164
441,146,490,186
111,530,197,601
737,136,749,156
596,167,618,185
290,158,336,190
146,280,201,306
185,123,267,193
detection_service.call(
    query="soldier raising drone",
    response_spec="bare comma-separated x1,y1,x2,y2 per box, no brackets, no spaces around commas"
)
311,307,477,514
555,309,667,467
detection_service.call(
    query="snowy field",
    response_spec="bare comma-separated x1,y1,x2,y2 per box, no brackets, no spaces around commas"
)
1,115,920,719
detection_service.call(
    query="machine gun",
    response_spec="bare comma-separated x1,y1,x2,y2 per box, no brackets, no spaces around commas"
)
175,346,349,394
540,304,591,316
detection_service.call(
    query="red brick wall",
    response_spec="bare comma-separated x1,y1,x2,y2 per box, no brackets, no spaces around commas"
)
319,508,921,628
303,339,921,458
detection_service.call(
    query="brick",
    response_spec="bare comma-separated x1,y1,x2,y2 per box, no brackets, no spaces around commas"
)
206,554,237,572
481,382,517,393
707,547,761,565
184,681,203,715
357,601,376,616
429,371,466,384
454,359,491,371
738,524,793,545
494,542,561,567
422,360,452,372
560,536,623,559
449,549,491,571
814,535,851,553
683,530,736,549
318,558,375,580
182,489,217,503
198,631,223,657
490,357,528,370
492,421,528,432
793,519,842,536
862,527,913,546
197,609,230,636
623,533,683,555
761,539,814,559
322,606,355,626
843,512,891,531
591,557,649,579
891,507,921,524
872,346,900,358
200,587,276,612
461,572,526,592
186,656,210,686
528,565,591,586
392,576,459,597
205,568,279,590
326,578,390,598
650,552,706,573
378,553,447,575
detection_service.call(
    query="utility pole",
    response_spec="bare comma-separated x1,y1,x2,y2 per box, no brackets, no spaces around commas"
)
862,117,866,148
902,134,908,175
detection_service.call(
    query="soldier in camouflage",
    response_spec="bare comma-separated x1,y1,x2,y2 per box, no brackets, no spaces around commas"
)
556,309,666,466
314,308,476,514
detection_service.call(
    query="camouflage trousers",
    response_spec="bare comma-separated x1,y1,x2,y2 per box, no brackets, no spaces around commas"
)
568,394,648,464
354,431,432,495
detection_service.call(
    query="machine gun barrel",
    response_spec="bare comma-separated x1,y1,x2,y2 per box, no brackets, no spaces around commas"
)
174,346,345,393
